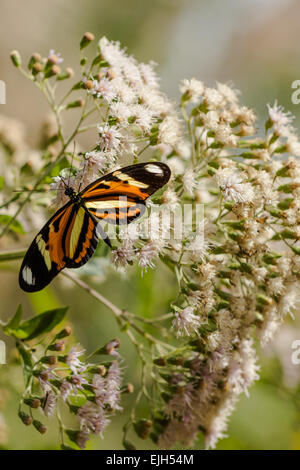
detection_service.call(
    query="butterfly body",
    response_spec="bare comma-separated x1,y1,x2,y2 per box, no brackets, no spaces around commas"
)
19,162,171,292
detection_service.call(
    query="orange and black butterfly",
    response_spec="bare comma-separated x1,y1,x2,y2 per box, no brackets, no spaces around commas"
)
19,162,171,292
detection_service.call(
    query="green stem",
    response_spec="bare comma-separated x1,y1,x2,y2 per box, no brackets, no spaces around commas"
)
0,250,26,262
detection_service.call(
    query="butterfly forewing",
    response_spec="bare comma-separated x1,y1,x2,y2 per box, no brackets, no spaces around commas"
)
81,162,170,225
19,162,171,292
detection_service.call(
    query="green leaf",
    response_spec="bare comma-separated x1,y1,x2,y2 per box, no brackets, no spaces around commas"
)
0,214,25,234
0,176,4,190
277,198,294,210
3,304,22,335
12,307,68,340
16,342,33,385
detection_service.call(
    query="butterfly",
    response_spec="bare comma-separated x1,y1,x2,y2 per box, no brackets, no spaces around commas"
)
19,161,171,292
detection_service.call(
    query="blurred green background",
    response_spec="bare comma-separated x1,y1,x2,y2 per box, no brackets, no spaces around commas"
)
1,0,300,450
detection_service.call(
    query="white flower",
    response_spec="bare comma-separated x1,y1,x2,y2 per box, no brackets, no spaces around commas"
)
267,100,294,136
139,61,159,88
214,124,238,146
110,101,131,125
70,374,89,394
105,361,123,411
180,78,204,103
43,391,57,417
98,37,126,71
97,125,122,152
138,85,173,115
82,151,107,173
188,231,209,262
89,78,116,103
75,430,89,450
172,307,202,337
216,169,255,203
279,282,299,318
78,402,110,435
182,168,197,196
235,106,256,125
202,110,219,129
203,87,225,109
286,133,300,156
112,240,135,268
138,241,161,270
66,345,85,373
130,104,153,132
60,380,72,401
267,277,284,296
217,82,239,104
158,116,182,147
113,77,137,104
161,188,178,209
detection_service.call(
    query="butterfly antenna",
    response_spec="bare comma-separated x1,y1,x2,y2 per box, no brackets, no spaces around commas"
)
78,155,88,193
60,176,68,188
68,142,76,187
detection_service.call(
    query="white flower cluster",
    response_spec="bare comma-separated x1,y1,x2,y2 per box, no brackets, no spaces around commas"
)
148,80,300,449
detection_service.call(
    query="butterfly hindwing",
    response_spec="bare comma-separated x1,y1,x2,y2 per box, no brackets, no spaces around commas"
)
19,204,100,291
19,203,71,292
64,206,100,268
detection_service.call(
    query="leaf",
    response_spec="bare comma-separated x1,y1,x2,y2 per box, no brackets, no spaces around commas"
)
3,304,22,335
12,307,68,340
16,341,33,385
0,214,25,234
0,176,4,190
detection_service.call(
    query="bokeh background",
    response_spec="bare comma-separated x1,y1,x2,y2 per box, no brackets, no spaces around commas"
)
1,0,300,450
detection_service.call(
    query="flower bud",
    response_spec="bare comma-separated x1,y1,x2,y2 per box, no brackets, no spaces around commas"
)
122,383,134,394
95,338,121,356
18,411,33,426
80,32,95,49
133,419,152,439
44,65,61,78
41,355,57,365
33,420,47,434
24,397,41,409
56,326,72,339
28,53,41,70
66,98,85,109
10,50,21,67
83,79,94,90
153,357,167,366
32,62,43,76
57,68,74,80
49,340,65,352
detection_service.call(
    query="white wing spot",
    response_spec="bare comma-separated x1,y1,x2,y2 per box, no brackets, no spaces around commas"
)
145,164,163,175
22,266,35,285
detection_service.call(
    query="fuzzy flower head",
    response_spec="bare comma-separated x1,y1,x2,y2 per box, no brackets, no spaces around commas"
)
66,345,86,373
267,100,294,136
78,402,110,436
97,125,122,153
180,78,204,103
172,307,202,337
216,169,255,203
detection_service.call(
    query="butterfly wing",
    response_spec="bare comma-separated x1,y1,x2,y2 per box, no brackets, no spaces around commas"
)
81,162,171,225
19,203,100,292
